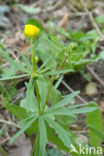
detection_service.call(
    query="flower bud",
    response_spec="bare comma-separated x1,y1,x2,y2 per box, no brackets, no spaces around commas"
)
69,42,76,51
31,72,39,79
35,56,39,63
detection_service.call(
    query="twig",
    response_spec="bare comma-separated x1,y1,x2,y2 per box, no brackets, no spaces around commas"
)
62,80,88,104
1,62,9,68
0,119,21,129
10,51,18,60
80,0,104,40
68,12,88,16
0,138,10,145
86,65,104,87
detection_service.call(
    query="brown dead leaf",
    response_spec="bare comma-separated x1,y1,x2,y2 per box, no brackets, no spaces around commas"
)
59,13,69,29
19,43,30,57
100,101,104,113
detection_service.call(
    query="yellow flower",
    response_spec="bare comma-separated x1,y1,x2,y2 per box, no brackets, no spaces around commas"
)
24,24,40,38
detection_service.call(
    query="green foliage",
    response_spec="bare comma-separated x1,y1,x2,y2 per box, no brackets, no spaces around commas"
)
20,78,38,112
39,117,47,156
14,4,39,14
10,116,37,144
0,18,104,155
26,18,45,32
34,26,104,73
46,149,64,156
95,14,104,24
0,48,30,80
87,103,104,148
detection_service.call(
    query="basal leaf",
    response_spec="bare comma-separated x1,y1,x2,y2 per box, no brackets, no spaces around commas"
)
10,116,37,144
0,48,28,76
49,86,62,106
46,149,64,156
35,33,59,70
95,14,104,24
55,76,63,89
49,91,80,110
44,116,71,149
5,104,38,136
0,74,29,81
87,103,104,148
44,69,74,76
46,106,97,116
20,78,38,112
16,50,32,72
46,123,69,152
37,77,47,110
39,117,47,156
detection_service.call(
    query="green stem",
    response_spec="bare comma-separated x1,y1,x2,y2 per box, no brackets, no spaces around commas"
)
35,80,41,114
32,135,39,156
0,146,7,156
31,38,36,72
41,54,69,114
31,38,41,115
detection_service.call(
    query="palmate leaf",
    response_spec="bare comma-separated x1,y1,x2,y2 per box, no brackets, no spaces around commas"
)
37,76,62,107
49,86,62,106
10,116,37,144
16,50,32,72
6,104,30,120
35,33,59,70
87,103,104,148
39,53,55,70
0,82,9,97
20,78,38,112
37,77,48,110
94,14,104,24
48,91,80,110
44,69,74,76
87,124,104,140
56,115,76,125
0,74,29,81
39,117,47,156
46,149,64,156
46,106,97,116
55,76,63,89
5,104,38,136
17,113,37,126
44,116,71,149
46,123,69,153
0,48,28,76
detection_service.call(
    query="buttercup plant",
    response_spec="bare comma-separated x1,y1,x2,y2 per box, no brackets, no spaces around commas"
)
0,19,99,156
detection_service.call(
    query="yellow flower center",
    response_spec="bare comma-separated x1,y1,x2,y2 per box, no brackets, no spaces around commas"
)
24,24,40,38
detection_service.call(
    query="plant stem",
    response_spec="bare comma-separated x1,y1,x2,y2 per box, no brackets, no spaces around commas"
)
0,146,7,156
35,80,41,114
31,38,41,115
31,135,39,156
41,54,69,114
31,38,36,72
